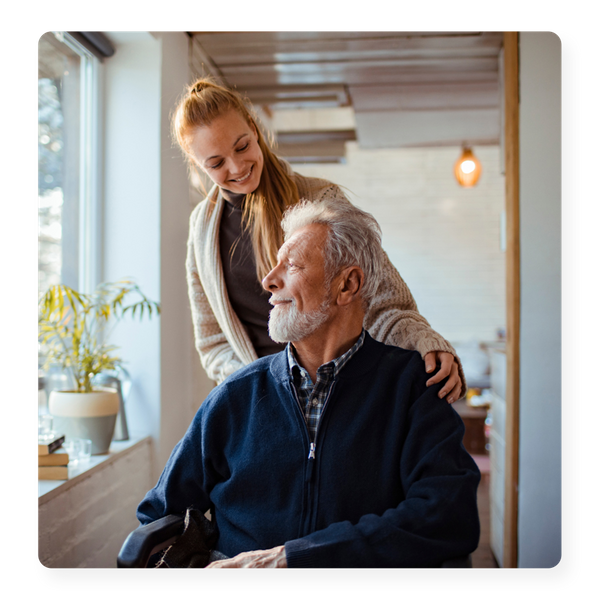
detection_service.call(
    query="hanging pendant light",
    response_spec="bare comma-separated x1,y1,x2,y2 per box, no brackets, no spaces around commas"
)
454,146,482,187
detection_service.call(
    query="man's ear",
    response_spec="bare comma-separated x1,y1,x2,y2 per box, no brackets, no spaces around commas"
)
336,266,364,306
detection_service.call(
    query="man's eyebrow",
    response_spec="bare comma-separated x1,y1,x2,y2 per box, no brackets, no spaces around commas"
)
276,245,289,262
277,242,297,263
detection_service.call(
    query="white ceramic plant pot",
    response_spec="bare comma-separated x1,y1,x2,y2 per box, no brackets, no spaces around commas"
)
49,388,119,455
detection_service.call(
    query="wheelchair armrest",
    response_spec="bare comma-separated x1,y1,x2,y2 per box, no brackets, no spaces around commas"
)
117,514,472,568
117,514,185,568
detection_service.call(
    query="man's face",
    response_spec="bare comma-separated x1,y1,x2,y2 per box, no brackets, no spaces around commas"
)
262,223,332,343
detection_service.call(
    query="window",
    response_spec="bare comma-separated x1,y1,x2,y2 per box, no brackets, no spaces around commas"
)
38,32,99,294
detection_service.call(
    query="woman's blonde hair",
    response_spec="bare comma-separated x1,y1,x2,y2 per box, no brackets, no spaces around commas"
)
172,77,299,281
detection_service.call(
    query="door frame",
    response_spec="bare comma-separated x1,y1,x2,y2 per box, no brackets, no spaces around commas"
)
502,31,520,569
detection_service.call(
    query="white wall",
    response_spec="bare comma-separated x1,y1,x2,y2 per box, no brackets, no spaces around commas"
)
294,143,506,346
102,32,213,480
103,32,162,467
517,32,562,568
158,33,214,472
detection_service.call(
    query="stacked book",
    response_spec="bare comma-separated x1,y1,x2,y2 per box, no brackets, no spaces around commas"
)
38,434,69,480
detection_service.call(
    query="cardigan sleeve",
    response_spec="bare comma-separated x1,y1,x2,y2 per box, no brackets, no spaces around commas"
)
314,183,467,395
186,207,244,384
365,249,467,394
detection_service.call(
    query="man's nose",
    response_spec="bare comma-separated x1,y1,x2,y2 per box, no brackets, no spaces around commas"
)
262,265,280,292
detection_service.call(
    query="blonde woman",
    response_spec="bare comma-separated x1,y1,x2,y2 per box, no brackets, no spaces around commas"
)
174,78,465,402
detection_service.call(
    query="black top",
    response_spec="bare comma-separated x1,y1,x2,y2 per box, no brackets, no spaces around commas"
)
219,189,285,357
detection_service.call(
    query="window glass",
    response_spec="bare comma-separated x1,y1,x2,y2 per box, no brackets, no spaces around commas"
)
38,32,86,292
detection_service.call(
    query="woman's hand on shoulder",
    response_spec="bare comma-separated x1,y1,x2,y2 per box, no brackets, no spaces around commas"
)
424,351,462,403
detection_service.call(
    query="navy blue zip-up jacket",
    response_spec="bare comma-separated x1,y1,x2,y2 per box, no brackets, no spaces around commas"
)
137,333,480,568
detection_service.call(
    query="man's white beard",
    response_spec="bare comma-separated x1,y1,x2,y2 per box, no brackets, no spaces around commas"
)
268,298,330,343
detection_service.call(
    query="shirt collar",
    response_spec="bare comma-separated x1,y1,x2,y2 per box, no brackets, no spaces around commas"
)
220,187,246,208
287,329,366,380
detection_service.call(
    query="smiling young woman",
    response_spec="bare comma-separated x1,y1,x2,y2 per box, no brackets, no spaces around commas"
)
174,79,300,282
173,77,466,401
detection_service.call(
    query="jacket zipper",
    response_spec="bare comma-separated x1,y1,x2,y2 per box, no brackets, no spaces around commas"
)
303,381,337,534
288,379,337,536
307,381,337,464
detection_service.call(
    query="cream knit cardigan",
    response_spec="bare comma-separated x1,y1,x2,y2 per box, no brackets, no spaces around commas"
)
186,168,465,390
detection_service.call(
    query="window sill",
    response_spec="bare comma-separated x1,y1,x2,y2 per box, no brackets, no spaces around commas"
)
38,437,151,503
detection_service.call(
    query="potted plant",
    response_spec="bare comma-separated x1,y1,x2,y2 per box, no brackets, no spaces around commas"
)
38,279,160,454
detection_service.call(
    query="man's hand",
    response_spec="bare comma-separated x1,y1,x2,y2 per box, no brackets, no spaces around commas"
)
205,545,287,568
424,351,462,403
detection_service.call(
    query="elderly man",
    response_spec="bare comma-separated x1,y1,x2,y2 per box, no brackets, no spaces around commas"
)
137,198,480,568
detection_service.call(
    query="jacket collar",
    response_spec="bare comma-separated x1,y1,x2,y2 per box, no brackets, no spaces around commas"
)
269,331,386,385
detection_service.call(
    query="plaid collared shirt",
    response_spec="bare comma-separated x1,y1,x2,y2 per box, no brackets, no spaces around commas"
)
287,329,366,442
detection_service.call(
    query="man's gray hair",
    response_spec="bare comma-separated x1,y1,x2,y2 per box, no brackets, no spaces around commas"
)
281,197,384,306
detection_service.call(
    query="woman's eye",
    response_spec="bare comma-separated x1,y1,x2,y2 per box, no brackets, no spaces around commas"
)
237,143,249,152
209,161,223,170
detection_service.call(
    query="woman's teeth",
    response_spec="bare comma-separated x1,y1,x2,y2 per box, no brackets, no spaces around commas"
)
233,167,252,183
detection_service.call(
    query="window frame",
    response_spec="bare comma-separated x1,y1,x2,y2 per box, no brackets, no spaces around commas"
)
39,32,102,294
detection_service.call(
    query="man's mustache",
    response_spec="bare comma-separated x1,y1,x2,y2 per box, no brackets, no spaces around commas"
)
268,296,294,307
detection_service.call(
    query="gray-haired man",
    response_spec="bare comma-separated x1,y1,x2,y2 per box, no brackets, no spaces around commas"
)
137,198,480,568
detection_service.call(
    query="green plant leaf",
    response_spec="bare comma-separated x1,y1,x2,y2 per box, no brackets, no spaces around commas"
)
38,279,160,387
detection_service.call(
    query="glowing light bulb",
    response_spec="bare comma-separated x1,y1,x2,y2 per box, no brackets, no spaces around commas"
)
454,147,482,187
460,160,476,174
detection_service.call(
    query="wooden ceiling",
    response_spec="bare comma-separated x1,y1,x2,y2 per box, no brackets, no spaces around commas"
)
189,32,504,162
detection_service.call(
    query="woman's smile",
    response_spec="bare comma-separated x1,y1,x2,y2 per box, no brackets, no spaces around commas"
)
230,165,253,184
